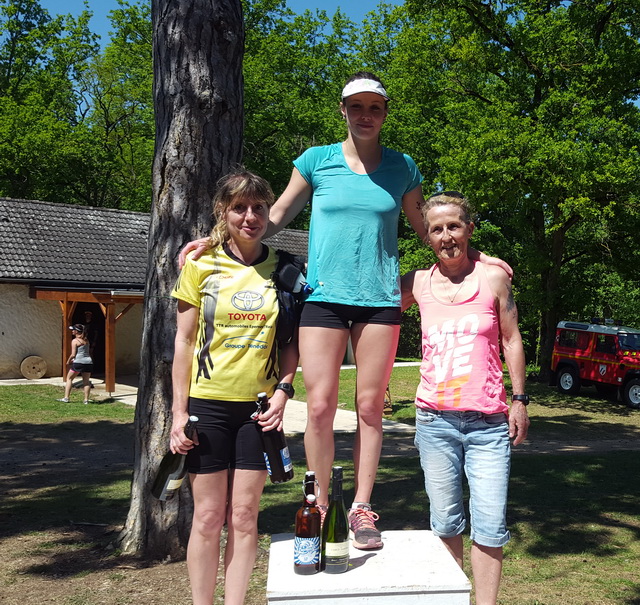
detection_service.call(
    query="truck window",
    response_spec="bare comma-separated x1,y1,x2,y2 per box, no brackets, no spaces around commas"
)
558,330,589,350
595,334,616,355
619,333,640,352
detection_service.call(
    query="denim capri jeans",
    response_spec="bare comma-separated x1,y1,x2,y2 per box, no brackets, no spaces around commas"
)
414,407,511,548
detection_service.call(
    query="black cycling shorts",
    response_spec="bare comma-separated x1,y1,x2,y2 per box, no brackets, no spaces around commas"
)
186,398,267,474
299,301,401,328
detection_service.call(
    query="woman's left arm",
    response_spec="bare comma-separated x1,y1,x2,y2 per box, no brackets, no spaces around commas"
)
401,185,427,242
170,300,199,454
258,338,299,433
488,266,530,446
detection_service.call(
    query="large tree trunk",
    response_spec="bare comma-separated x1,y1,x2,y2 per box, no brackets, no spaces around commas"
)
538,223,567,382
117,0,244,558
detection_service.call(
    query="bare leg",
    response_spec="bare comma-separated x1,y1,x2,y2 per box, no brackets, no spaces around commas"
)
471,543,502,605
63,369,77,400
299,326,350,506
81,372,91,401
440,535,464,569
223,469,268,605
350,322,400,504
187,471,229,605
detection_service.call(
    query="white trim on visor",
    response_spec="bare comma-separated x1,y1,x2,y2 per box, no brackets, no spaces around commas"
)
341,79,389,100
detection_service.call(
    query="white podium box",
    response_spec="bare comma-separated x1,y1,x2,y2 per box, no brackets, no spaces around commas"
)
267,530,471,604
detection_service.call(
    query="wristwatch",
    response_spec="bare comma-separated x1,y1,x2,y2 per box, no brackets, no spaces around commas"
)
512,394,530,405
275,382,295,398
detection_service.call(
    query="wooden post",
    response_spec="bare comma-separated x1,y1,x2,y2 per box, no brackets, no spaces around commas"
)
59,296,77,375
105,303,116,393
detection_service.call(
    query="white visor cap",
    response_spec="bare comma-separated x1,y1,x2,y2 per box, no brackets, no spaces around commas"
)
341,78,389,101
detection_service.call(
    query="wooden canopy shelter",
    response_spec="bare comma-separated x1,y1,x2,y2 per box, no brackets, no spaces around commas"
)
31,288,144,393
0,197,149,387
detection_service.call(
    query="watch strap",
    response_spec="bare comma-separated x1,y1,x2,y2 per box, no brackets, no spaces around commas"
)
512,394,529,405
275,382,295,398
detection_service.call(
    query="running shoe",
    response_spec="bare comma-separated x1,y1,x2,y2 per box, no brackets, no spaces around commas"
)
348,505,382,550
56,398,69,403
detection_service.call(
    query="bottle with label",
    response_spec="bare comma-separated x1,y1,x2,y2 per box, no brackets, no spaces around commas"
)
294,471,321,575
253,392,294,484
151,415,199,501
321,466,349,573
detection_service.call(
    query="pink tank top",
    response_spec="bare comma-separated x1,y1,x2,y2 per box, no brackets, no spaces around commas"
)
415,261,507,414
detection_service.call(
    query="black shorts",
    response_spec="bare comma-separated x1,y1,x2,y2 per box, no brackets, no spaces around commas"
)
186,398,266,474
299,301,402,329
71,363,93,373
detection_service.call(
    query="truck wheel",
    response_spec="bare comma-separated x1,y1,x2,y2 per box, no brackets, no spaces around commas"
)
623,379,640,409
557,367,581,395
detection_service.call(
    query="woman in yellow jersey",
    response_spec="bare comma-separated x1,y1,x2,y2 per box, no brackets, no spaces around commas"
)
170,170,299,605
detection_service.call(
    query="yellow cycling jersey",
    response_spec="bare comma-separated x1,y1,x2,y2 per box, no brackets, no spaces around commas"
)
172,244,280,401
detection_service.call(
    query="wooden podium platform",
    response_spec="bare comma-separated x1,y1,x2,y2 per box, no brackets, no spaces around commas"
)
267,530,471,604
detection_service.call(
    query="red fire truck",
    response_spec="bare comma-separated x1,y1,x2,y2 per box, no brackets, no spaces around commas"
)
550,320,640,409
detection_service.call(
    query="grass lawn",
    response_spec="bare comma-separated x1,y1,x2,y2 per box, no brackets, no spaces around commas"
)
1,373,640,604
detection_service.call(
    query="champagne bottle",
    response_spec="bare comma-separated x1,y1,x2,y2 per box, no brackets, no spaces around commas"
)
253,392,294,484
321,466,349,573
151,415,199,501
294,471,321,575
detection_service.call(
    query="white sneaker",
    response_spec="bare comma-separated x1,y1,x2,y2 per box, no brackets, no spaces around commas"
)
83,400,90,405
57,398,69,403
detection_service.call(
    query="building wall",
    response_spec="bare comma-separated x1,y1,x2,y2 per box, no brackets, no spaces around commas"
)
0,284,144,379
115,303,144,375
0,284,61,378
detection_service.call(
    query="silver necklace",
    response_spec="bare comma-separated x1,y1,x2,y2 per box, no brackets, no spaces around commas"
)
440,273,467,302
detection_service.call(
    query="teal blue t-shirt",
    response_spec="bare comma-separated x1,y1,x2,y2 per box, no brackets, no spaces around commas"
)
294,143,422,307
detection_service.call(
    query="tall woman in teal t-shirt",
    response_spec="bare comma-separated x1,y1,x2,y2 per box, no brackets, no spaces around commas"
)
264,73,427,550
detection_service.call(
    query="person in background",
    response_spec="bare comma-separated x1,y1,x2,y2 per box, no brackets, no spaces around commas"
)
57,324,93,404
170,169,299,605
178,72,511,551
83,310,98,357
402,191,529,605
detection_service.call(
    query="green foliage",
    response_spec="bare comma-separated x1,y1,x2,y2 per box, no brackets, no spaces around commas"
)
2,0,640,360
241,0,358,228
396,0,640,369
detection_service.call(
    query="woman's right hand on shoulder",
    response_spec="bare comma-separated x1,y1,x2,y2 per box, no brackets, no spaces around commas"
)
178,237,212,269
170,412,198,454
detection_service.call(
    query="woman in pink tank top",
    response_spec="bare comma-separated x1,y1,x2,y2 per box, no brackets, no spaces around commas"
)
402,191,529,605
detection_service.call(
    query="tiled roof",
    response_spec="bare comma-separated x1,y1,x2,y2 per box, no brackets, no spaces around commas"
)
0,198,149,287
264,228,309,258
0,198,309,287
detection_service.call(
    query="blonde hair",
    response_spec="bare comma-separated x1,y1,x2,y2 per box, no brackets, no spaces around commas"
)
209,169,275,248
421,191,473,228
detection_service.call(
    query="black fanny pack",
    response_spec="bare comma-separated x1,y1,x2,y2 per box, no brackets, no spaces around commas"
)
272,250,312,346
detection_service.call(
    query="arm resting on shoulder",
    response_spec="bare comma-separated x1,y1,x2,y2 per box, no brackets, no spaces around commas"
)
178,238,211,269
401,185,427,243
469,248,514,279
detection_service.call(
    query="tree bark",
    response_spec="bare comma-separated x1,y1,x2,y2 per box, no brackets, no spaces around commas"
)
117,0,244,558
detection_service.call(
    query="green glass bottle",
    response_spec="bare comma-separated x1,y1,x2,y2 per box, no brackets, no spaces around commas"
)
321,466,349,573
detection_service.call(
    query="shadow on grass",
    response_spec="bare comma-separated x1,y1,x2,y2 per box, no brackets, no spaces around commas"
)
509,452,640,555
0,420,134,538
3,418,640,603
